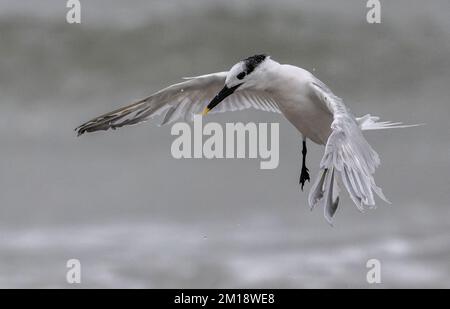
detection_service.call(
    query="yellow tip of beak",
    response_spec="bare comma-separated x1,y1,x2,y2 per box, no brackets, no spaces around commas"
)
201,107,210,116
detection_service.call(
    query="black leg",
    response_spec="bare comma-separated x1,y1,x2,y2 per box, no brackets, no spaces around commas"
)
299,140,310,191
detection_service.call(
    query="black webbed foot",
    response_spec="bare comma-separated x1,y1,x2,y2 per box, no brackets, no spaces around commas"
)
300,165,310,191
299,139,310,191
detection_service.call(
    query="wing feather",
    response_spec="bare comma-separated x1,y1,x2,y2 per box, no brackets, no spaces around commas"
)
309,78,390,222
76,72,280,135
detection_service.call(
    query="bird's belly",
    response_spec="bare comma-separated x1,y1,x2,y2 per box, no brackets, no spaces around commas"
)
278,99,333,145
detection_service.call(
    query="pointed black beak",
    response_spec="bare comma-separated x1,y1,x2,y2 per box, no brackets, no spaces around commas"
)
202,84,242,115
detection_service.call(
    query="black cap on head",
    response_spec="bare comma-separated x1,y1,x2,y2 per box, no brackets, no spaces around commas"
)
242,54,267,75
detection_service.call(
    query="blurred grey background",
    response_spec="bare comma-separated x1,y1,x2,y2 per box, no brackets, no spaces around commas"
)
0,0,449,288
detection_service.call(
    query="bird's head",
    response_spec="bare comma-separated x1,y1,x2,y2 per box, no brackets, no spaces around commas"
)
202,54,273,115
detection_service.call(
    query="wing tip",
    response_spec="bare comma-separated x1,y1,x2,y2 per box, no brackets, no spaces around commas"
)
74,121,96,137
74,125,85,137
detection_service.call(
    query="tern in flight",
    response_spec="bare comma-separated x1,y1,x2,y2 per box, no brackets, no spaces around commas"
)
76,54,418,223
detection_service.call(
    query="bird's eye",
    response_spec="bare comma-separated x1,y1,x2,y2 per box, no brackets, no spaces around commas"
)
236,72,246,80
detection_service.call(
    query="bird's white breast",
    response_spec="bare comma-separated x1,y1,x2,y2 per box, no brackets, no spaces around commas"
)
268,65,333,144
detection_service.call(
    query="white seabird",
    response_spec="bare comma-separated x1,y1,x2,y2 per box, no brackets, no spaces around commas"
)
76,54,419,223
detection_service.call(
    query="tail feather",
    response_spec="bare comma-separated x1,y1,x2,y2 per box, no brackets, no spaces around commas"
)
357,114,424,131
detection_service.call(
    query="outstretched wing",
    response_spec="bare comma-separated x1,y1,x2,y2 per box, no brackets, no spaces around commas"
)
75,72,280,136
309,78,389,223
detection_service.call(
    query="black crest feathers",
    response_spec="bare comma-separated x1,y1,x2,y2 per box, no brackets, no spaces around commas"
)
242,54,267,75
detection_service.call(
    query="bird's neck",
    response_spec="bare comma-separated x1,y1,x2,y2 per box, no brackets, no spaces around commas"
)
256,59,282,92
265,63,313,97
